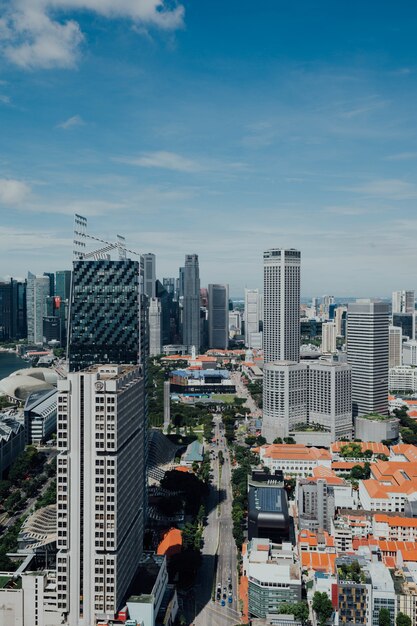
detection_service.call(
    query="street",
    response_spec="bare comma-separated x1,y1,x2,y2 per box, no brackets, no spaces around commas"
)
187,415,241,626
231,371,262,418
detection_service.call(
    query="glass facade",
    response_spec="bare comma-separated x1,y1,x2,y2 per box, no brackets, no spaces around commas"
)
68,260,140,372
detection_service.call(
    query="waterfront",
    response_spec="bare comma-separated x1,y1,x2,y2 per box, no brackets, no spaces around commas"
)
0,352,29,379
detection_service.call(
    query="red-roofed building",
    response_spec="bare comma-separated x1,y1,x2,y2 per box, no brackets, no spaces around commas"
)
373,513,417,541
157,528,182,558
260,443,331,477
359,460,417,512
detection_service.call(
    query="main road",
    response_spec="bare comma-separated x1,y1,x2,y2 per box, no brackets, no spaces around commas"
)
190,416,241,626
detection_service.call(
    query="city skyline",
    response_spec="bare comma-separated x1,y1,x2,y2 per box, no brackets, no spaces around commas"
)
0,2,417,293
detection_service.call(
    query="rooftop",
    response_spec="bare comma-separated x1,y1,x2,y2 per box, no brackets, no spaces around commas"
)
260,443,331,462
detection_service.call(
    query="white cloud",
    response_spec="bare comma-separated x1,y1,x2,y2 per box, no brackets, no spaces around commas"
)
384,152,417,161
57,114,85,129
0,178,31,204
119,151,203,173
0,0,184,69
350,179,417,200
0,94,10,104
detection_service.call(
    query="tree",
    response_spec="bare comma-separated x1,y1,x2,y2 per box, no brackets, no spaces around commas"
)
312,592,333,626
273,437,283,444
379,608,391,626
396,613,411,626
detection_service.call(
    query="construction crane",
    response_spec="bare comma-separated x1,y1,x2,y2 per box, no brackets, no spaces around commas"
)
72,214,140,260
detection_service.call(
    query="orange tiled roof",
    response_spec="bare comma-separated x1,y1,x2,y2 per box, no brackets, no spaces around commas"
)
331,441,389,455
239,575,249,624
308,466,344,485
157,528,182,556
332,461,365,470
261,443,331,461
373,514,417,528
391,444,417,462
301,552,337,573
174,465,191,473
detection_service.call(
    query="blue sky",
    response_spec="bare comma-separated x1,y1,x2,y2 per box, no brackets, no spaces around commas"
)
1,0,417,296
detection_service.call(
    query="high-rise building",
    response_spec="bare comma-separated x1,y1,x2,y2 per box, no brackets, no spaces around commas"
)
347,300,389,417
389,325,402,368
148,297,162,356
335,306,347,336
56,364,145,625
308,361,352,440
182,254,200,352
208,283,229,349
262,361,308,441
322,295,335,319
0,278,27,341
392,290,415,314
68,260,141,372
321,321,337,353
27,272,50,344
244,288,261,348
162,277,175,297
403,340,417,367
55,270,72,302
43,272,55,297
392,312,413,340
143,253,156,299
263,248,301,363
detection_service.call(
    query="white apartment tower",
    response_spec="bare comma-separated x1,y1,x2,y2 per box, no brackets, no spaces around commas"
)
308,361,352,440
244,288,261,348
27,272,50,344
347,300,389,417
56,365,145,626
392,290,415,314
321,321,337,353
262,361,308,441
263,249,301,363
148,297,162,356
389,325,402,368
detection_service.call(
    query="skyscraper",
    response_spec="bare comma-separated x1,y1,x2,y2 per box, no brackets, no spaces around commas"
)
55,270,72,302
56,364,145,625
347,300,389,417
27,272,50,344
148,297,162,356
308,361,352,440
263,249,301,363
0,278,27,341
208,283,229,349
392,290,415,314
244,288,261,348
389,325,402,368
262,249,302,441
67,260,141,372
143,253,156,299
182,254,200,351
321,321,337,353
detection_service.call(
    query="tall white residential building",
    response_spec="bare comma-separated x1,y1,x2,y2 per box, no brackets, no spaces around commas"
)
322,295,334,319
392,290,415,314
403,340,417,367
262,361,308,441
308,361,352,440
27,272,50,344
263,248,301,363
347,300,389,417
229,310,242,337
389,365,417,392
208,283,229,349
335,306,347,336
149,297,162,356
244,288,261,348
321,321,337,353
56,365,146,626
389,325,402,368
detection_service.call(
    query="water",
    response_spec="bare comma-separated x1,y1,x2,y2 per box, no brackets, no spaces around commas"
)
0,352,30,379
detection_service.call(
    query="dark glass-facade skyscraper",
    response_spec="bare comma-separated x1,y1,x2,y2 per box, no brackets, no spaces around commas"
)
0,279,27,341
68,259,140,371
182,254,200,351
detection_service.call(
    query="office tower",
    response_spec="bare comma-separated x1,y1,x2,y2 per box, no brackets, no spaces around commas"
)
321,321,337,353
389,325,402,368
68,260,141,372
56,364,145,625
148,297,162,356
263,249,301,363
308,361,352,440
43,316,62,344
27,272,50,344
244,288,261,348
178,267,185,299
392,312,413,340
229,310,242,336
156,280,171,345
322,295,334,319
262,362,308,441
403,340,417,366
162,277,175,297
347,300,389,417
392,290,415,314
208,283,229,349
55,270,72,301
182,254,200,351
143,253,156,299
311,297,318,317
0,278,27,341
335,306,346,336
43,272,55,297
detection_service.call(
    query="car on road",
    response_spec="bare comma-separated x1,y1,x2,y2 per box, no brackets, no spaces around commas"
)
221,599,226,606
